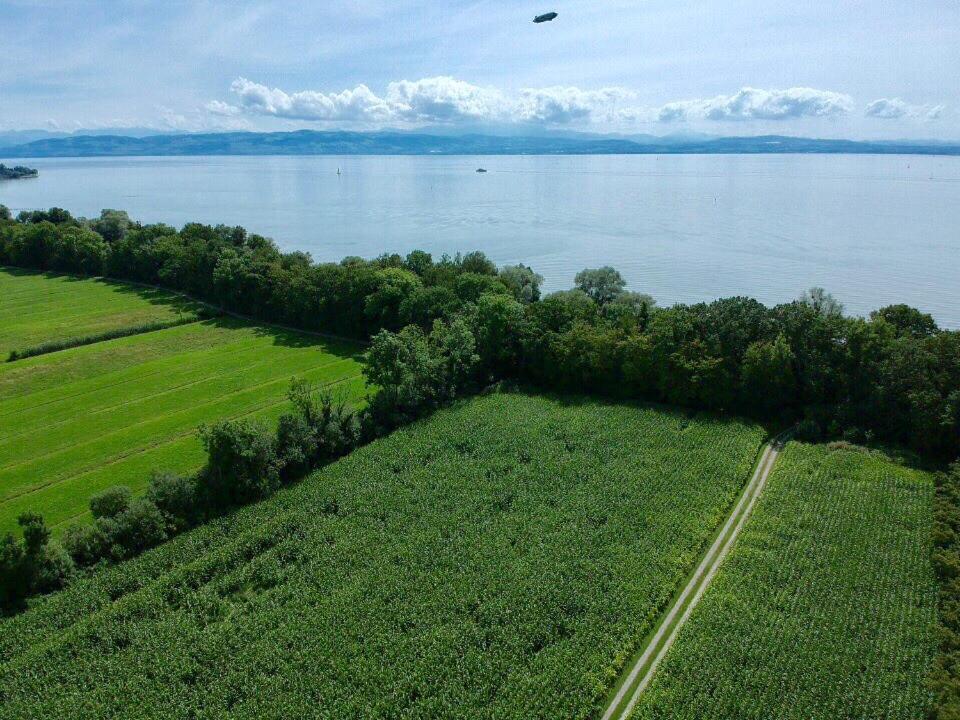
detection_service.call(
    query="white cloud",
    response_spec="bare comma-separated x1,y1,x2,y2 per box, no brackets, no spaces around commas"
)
212,79,950,131
658,87,854,122
229,77,393,122
865,97,945,120
218,76,641,127
205,100,242,117
385,76,506,122
514,86,635,124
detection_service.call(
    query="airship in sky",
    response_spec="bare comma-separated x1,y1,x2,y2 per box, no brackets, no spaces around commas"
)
533,11,558,23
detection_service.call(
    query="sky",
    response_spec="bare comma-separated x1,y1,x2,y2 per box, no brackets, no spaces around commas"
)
1,0,959,140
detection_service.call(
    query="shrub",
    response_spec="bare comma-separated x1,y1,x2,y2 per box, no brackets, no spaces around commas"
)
275,411,317,481
200,419,279,508
89,486,132,520
62,523,109,567
106,499,168,559
146,471,200,533
0,534,27,609
0,513,71,610
32,542,75,593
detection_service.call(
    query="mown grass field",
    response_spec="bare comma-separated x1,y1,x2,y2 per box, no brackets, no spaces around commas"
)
631,441,937,720
0,267,203,354
0,392,765,719
0,305,367,536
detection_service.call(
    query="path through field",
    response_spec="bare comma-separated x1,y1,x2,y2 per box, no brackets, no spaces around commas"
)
601,438,782,720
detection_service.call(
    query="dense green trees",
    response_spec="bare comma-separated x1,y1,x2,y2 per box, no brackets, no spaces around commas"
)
1,205,960,611
1,205,957,461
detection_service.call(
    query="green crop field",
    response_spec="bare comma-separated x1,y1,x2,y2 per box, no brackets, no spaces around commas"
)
0,393,765,719
631,442,937,720
0,314,367,536
0,267,203,354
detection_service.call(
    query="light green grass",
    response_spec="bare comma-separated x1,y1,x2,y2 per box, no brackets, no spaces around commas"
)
0,393,765,719
0,267,203,354
631,442,937,720
0,316,367,535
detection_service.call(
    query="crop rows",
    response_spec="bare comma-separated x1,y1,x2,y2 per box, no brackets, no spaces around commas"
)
0,392,765,719
0,267,202,352
631,442,937,720
0,313,366,534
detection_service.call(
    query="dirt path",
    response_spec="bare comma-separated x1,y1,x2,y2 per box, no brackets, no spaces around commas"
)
601,437,784,720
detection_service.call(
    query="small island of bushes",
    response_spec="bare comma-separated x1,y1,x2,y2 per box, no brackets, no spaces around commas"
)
0,163,38,179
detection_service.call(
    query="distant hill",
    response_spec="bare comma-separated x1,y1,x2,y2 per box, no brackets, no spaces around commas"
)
0,127,175,149
2,129,959,157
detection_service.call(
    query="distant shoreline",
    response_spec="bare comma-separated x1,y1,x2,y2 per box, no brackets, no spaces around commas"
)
2,130,959,159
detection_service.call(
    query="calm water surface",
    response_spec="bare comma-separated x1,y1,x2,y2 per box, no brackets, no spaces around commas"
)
2,153,958,327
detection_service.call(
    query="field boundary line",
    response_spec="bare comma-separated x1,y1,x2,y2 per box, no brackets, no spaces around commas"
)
42,373,368,531
0,350,355,444
0,357,359,477
0,265,371,347
0,333,280,420
600,435,786,720
0,371,365,509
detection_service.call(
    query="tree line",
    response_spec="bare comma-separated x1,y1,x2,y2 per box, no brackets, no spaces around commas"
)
1,205,958,613
2,205,956,456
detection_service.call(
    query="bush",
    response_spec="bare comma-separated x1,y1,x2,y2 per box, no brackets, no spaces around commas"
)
106,499,168,559
146,471,200,533
62,522,109,567
89,485,132,519
0,534,27,609
0,513,71,610
200,419,279,507
33,542,75,593
275,411,316,481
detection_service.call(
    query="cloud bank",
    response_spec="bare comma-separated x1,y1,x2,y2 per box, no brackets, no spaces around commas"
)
209,79,943,131
215,76,637,127
865,97,944,120
656,87,854,122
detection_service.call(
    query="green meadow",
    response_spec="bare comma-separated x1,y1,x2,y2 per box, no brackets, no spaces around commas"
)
0,270,367,535
0,267,202,354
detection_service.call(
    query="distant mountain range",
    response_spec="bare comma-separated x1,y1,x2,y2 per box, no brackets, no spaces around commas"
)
2,129,959,158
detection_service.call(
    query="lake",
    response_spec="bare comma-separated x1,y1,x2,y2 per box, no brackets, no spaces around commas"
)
2,153,958,328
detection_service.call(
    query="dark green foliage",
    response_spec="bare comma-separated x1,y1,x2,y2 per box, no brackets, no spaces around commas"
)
364,318,479,432
3,206,954,458
100,499,169,560
89,486,132,520
575,266,626,304
200,420,279,507
931,462,960,719
398,285,459,328
276,379,360,480
453,272,509,303
61,522,109,567
63,495,169,566
0,513,73,611
458,249,497,275
872,303,939,339
499,263,543,303
145,472,200,533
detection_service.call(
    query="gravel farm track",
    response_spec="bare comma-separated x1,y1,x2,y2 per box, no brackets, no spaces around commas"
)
602,437,784,720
